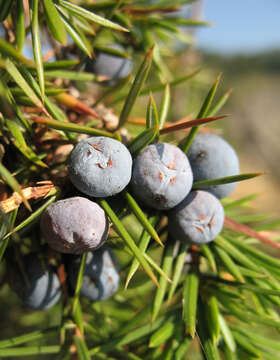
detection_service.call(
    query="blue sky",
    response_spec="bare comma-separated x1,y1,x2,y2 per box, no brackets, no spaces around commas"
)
196,0,280,54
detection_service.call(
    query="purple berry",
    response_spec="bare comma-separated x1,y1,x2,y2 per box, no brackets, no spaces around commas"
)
68,245,120,302
11,255,61,310
86,44,132,85
68,136,132,197
131,143,193,210
187,133,240,198
40,197,109,254
168,190,224,244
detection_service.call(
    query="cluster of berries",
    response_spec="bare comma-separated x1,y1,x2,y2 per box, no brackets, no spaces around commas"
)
12,132,238,311
10,49,239,311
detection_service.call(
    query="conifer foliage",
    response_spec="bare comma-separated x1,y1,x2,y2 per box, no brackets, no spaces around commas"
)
0,1,279,359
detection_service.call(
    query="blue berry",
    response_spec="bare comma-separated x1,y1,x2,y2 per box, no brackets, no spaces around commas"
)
11,255,61,310
68,137,132,198
41,197,109,254
68,245,120,302
168,190,224,244
187,133,240,198
131,143,193,210
86,44,132,85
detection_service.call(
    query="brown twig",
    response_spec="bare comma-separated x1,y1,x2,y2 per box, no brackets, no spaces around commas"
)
160,115,227,135
2,20,15,43
57,263,69,299
127,115,192,127
225,216,280,249
23,0,30,23
189,245,201,266
21,106,45,114
55,93,101,119
0,181,57,213
127,116,223,135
